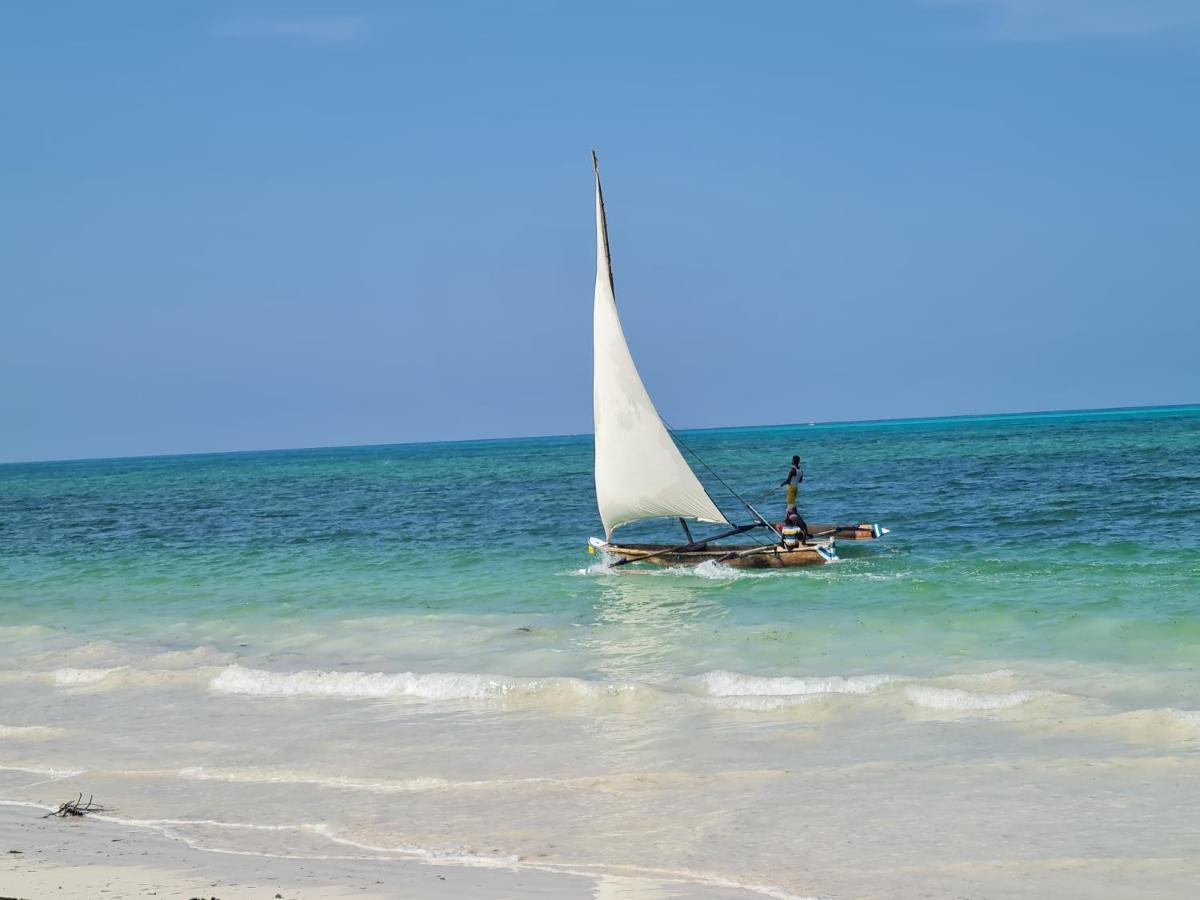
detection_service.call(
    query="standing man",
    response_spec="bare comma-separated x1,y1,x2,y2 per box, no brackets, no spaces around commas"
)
780,454,809,539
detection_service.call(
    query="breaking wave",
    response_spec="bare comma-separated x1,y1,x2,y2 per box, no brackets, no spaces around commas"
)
903,685,1045,710
207,663,1087,719
208,664,922,717
700,670,898,697
21,656,1111,724
178,765,786,794
209,664,655,709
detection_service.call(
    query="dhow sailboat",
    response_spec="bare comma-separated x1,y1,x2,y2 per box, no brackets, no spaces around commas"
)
586,153,887,569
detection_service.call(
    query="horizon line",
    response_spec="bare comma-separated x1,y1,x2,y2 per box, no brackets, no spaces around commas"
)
4,401,1197,468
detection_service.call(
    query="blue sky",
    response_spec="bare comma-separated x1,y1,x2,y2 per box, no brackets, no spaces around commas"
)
2,1,1197,462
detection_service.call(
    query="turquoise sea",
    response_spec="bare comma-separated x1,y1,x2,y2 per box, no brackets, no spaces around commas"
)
2,404,1199,898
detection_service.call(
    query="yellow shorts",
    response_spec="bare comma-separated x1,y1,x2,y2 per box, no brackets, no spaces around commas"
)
786,484,797,506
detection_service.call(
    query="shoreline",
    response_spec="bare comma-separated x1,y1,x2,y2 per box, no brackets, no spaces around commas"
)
0,805,777,900
0,804,582,899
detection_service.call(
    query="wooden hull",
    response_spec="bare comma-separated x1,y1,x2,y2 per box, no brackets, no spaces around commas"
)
599,540,835,568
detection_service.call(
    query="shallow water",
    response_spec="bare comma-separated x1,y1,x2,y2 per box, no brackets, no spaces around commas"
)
2,406,1199,897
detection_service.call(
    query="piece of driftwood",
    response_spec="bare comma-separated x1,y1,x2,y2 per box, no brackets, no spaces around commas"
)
42,793,112,818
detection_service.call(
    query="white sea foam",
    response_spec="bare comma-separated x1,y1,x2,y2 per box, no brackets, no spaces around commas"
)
575,558,775,579
36,808,524,868
700,670,898,697
689,560,761,580
211,665,500,699
577,563,608,575
209,664,648,707
312,824,522,866
0,762,83,778
209,664,909,714
904,685,1042,711
31,655,1089,728
178,766,785,795
179,767,455,792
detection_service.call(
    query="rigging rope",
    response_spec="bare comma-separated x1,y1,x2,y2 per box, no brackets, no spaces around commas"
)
660,418,781,528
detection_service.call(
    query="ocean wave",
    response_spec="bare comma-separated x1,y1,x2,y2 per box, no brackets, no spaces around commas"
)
0,762,83,778
209,663,908,714
209,664,653,708
903,685,1044,711
178,766,786,795
206,663,1083,721
179,767,456,792
20,654,1117,726
700,670,898,697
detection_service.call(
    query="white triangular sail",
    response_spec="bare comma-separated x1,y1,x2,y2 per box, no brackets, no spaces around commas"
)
592,154,730,538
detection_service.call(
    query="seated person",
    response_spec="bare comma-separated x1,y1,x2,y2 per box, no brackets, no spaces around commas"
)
783,504,809,543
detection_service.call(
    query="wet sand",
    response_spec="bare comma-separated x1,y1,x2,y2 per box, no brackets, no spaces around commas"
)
0,805,775,899
0,806,594,900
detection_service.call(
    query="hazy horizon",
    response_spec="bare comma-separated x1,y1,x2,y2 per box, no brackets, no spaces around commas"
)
5,400,1194,467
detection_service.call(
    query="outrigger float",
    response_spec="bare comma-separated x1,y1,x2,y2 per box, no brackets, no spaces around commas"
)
586,152,887,570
